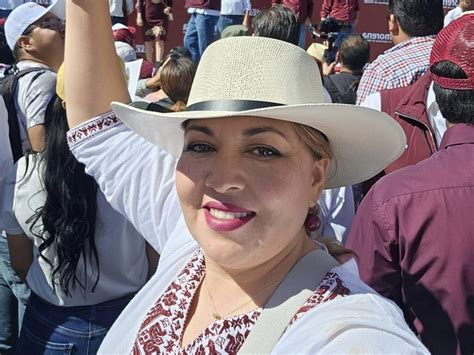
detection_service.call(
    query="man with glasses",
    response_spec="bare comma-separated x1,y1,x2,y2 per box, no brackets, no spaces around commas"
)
0,1,64,352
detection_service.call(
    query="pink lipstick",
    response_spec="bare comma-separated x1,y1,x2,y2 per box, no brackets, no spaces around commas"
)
203,201,256,232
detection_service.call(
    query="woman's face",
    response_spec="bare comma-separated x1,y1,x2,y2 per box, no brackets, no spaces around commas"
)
176,116,329,271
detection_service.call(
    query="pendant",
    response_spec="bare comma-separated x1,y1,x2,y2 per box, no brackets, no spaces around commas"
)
213,313,222,320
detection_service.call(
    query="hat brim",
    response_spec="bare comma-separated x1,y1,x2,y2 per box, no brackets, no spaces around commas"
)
48,0,65,20
111,102,406,189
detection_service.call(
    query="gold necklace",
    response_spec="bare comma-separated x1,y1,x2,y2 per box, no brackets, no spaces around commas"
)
205,278,282,320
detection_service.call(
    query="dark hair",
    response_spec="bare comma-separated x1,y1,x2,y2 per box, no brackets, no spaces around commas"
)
252,5,299,45
28,95,100,295
338,35,370,72
169,46,191,58
432,61,474,125
160,55,196,112
0,25,15,64
388,0,444,37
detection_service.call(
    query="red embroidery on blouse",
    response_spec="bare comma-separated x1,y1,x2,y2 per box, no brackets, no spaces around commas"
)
132,250,351,354
67,112,121,147
290,272,351,325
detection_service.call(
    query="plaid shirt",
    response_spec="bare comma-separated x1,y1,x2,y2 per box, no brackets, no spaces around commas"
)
356,36,435,105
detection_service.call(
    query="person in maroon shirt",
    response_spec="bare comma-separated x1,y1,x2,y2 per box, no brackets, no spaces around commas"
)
320,0,359,24
320,0,359,63
346,14,474,355
271,0,313,48
136,0,173,65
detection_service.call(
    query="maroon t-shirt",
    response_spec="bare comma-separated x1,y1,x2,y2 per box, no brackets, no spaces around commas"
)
320,0,359,23
272,0,314,23
347,124,474,355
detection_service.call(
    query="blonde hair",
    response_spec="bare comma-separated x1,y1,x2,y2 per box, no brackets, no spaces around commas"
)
291,122,353,261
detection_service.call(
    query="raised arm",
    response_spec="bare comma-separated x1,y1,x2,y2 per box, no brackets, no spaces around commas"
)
65,0,129,128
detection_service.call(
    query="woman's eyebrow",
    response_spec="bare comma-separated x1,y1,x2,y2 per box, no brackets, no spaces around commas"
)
184,125,214,137
242,127,288,139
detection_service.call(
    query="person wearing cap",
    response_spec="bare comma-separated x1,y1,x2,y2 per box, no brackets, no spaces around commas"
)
3,0,65,153
63,0,428,353
346,14,474,355
0,63,158,353
0,1,64,352
356,0,445,105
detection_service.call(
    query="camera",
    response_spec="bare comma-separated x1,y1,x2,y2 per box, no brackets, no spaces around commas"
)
309,18,348,63
318,17,343,35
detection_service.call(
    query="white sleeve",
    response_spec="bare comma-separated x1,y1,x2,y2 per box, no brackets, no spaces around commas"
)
444,10,454,27
276,294,429,354
67,112,182,253
318,187,355,243
19,70,56,128
360,91,381,111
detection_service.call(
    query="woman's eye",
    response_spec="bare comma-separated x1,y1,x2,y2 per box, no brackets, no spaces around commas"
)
185,143,215,153
250,146,281,157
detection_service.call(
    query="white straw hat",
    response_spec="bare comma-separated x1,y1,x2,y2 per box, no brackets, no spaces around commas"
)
4,0,65,50
112,36,406,188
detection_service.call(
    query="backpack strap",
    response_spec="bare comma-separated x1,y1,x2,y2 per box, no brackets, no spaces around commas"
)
4,67,50,161
238,249,340,354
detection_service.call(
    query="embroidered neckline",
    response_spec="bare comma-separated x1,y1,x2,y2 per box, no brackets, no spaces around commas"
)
132,249,352,354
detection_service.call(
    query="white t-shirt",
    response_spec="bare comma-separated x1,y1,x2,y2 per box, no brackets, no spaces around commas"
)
444,7,463,27
15,61,56,153
220,0,251,16
0,154,149,307
67,113,428,353
108,0,134,17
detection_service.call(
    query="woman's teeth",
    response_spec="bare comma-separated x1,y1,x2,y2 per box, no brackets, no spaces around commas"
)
209,208,252,220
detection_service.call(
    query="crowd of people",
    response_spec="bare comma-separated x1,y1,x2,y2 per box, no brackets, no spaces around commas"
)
0,0,473,354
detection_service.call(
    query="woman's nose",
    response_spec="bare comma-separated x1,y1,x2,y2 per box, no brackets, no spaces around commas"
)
204,155,246,194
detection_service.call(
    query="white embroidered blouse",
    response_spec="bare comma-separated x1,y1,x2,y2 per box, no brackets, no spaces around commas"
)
67,112,429,354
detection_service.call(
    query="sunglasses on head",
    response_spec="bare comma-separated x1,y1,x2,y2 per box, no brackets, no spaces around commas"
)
22,17,65,35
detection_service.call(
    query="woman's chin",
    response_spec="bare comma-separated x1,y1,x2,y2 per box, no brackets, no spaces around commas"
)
198,235,263,270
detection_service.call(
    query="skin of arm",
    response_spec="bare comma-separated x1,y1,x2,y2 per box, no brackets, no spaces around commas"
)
136,0,143,26
242,10,251,28
7,233,33,281
65,0,129,128
28,125,45,152
353,10,359,26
